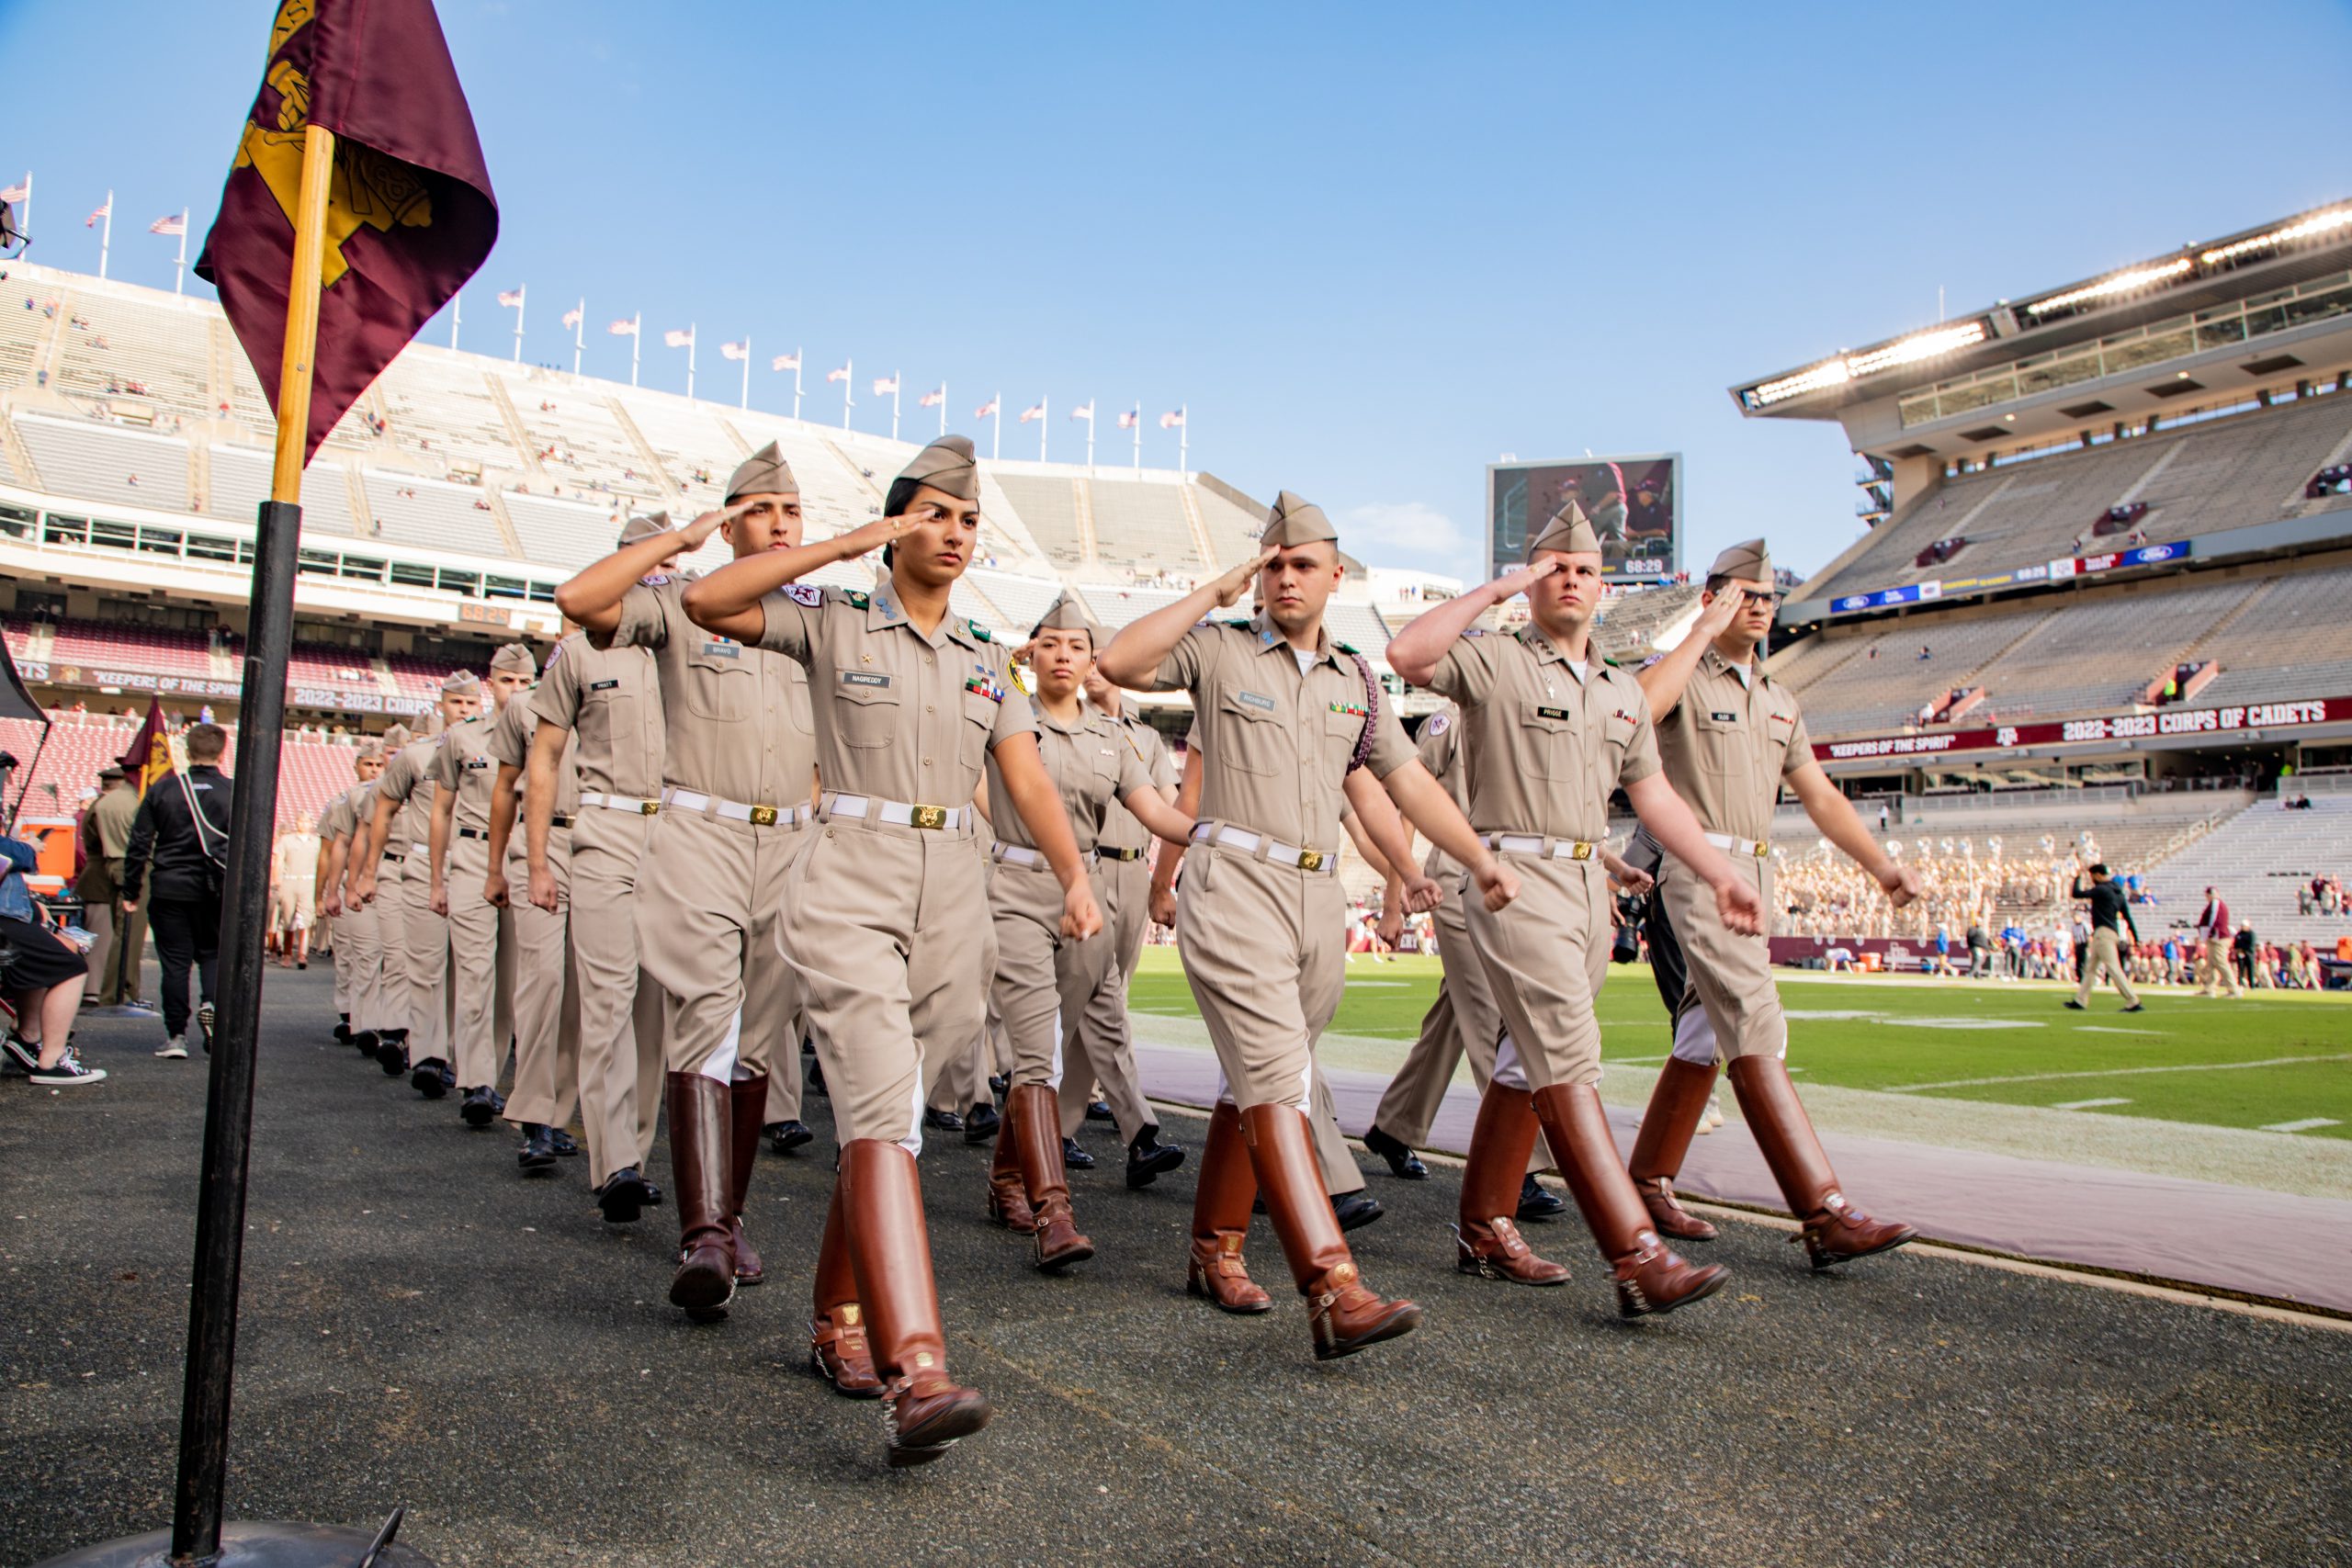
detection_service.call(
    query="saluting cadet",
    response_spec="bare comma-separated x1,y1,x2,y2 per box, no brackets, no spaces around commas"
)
427,644,537,1128
1061,665,1187,1187
1385,505,1755,1317
980,594,1194,1272
684,434,1102,1468
555,444,819,1322
1624,539,1919,1269
1095,492,1510,1361
531,513,674,1222
316,741,387,1058
480,644,584,1175
356,684,479,1093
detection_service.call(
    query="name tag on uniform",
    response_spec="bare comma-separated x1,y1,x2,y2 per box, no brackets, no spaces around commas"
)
842,671,891,689
1237,691,1275,712
1535,705,1572,721
700,640,741,660
590,679,620,692
1709,711,1738,722
462,757,491,770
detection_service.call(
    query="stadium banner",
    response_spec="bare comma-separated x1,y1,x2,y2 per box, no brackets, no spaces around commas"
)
1487,453,1679,585
1814,694,2348,762
1826,540,2191,616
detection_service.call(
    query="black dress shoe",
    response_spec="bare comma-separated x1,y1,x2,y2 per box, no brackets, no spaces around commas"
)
595,1166,652,1224
518,1123,557,1170
1084,1100,1115,1123
378,1035,409,1076
1061,1137,1096,1171
806,1057,829,1097
1517,1174,1566,1223
1333,1191,1384,1232
765,1119,814,1155
963,1102,1000,1145
987,1073,1009,1099
548,1128,581,1156
1363,1124,1429,1180
923,1106,965,1134
333,1021,351,1044
460,1085,499,1127
1125,1127,1185,1190
642,1179,663,1205
411,1057,449,1097
351,1030,379,1059
2064,998,2087,1010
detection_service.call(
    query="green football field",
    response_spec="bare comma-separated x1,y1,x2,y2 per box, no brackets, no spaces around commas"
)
1126,947,2352,1140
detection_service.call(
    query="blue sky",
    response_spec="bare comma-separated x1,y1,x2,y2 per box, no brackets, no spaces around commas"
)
5,1,2347,582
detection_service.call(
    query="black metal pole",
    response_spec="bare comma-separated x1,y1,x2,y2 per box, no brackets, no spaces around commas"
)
170,495,301,1563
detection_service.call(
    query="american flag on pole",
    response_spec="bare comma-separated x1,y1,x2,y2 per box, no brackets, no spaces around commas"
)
825,363,852,384
86,199,111,227
496,287,524,308
1118,408,1139,430
0,183,28,204
561,304,582,329
149,214,187,236
872,374,899,395
772,351,800,371
1159,410,1185,429
607,317,639,336
1019,402,1046,423
919,386,944,408
719,340,749,361
975,397,1000,418
663,326,695,348
1069,401,1095,423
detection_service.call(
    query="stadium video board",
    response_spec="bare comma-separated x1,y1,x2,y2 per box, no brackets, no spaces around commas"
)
1487,454,1680,584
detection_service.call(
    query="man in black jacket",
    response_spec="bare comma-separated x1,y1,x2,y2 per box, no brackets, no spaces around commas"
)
123,723,234,1058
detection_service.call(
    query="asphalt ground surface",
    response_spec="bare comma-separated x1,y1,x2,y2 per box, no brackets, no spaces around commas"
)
4,967,2348,1567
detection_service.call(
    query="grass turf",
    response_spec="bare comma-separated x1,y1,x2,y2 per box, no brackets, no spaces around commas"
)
1126,946,2352,1140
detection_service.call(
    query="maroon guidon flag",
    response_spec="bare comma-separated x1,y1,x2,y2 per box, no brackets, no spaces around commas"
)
197,0,497,465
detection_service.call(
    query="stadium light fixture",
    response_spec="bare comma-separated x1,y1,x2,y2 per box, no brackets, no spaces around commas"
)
2023,257,2193,317
1746,321,1988,408
2199,207,2352,266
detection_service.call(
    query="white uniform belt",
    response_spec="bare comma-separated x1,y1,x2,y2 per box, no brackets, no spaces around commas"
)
580,791,661,817
1703,831,1770,858
409,841,429,857
824,793,971,831
660,786,811,828
1191,820,1339,875
1485,833,1599,861
990,840,1094,870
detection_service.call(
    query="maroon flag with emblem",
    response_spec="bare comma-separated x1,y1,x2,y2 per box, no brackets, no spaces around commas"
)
197,0,497,464
119,696,175,798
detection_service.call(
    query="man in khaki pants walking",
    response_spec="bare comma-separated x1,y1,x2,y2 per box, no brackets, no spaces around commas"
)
2068,858,2145,1013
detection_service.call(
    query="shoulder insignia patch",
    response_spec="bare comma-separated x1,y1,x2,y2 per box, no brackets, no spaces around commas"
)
847,591,870,610
544,642,565,671
1638,652,1663,669
1464,626,1487,637
784,583,823,608
1426,713,1450,737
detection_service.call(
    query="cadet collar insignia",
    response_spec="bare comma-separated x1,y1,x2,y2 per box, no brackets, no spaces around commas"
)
1259,621,1278,646
1335,640,1359,657
1426,712,1450,736
1217,616,1252,630
784,583,823,608
1601,654,1623,668
967,619,992,643
848,590,873,611
1329,700,1368,718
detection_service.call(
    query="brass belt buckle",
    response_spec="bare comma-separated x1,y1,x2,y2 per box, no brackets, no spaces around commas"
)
1296,847,1325,872
1747,840,1766,857
1569,841,1593,861
750,805,779,827
640,801,660,816
910,804,948,830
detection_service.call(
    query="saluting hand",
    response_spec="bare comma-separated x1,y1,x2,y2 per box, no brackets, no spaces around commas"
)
1212,548,1277,609
1493,557,1561,600
1473,858,1520,913
849,503,929,557
1714,875,1765,936
1061,880,1103,943
1692,584,1744,642
681,500,749,548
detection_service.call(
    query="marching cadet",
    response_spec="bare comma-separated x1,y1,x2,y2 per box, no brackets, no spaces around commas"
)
683,434,1102,1467
316,741,387,1058
1095,491,1509,1362
531,513,674,1222
1385,505,1754,1317
1060,664,1187,1186
355,702,471,1091
554,444,819,1322
1623,539,1919,1269
427,644,537,1128
481,643,584,1174
980,594,1194,1271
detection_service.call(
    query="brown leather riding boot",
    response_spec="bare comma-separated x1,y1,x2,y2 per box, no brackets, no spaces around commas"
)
1628,1056,1721,1242
985,1103,1037,1234
808,1175,881,1399
1243,1103,1420,1360
726,1075,766,1286
1456,1084,1568,1286
841,1139,990,1467
1011,1084,1093,1272
665,1072,736,1321
1726,1056,1917,1270
1535,1083,1728,1318
1186,1101,1271,1314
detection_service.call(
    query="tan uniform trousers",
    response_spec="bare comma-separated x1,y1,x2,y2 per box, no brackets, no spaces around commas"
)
96,872,148,1005
989,853,1116,1090
444,835,506,1091
1058,853,1158,1140
2195,941,2240,997
1468,852,1613,1093
779,817,990,1153
635,807,808,1090
569,808,668,1189
388,848,452,1064
1655,851,1785,1067
503,829,581,1129
495,902,517,1068
326,912,350,1014
2078,928,2142,1008
346,857,397,1036
334,897,384,1037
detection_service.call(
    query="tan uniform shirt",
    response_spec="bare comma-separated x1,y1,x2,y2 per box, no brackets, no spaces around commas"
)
1648,645,1809,841
530,632,664,799
988,706,1156,854
1092,709,1177,854
756,581,1035,805
602,575,813,807
273,832,321,886
487,682,581,818
319,786,360,845
428,712,505,832
375,738,442,849
1145,613,1414,850
1429,626,1660,840
1416,703,1467,877
93,784,140,860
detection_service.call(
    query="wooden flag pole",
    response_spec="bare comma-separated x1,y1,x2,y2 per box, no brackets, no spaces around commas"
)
270,125,336,502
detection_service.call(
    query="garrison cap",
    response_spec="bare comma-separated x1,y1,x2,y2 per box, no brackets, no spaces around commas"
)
1032,592,1102,639
354,740,383,762
896,434,980,502
1707,537,1773,585
383,723,413,748
725,442,796,504
1526,501,1600,562
98,763,125,781
441,670,481,696
616,510,672,547
490,642,537,676
1260,490,1338,548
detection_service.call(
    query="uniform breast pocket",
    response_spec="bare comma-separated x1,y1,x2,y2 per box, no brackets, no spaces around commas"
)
1516,701,1578,779
1322,708,1365,774
1691,711,1743,777
836,681,899,750
684,656,753,723
960,693,998,770
582,686,637,754
1214,690,1288,776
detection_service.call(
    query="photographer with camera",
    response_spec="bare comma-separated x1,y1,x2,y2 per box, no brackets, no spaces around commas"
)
121,722,233,1059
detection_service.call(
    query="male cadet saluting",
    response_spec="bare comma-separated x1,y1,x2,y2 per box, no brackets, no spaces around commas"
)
554,443,818,1321
427,643,537,1129
1095,491,1511,1361
317,741,388,1059
527,513,674,1222
356,681,481,1095
1386,504,1750,1317
1623,539,1918,1270
684,434,1102,1467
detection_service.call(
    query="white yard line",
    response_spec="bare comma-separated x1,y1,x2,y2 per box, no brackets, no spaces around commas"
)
1889,1053,2352,1094
2261,1118,2344,1134
2051,1097,2133,1111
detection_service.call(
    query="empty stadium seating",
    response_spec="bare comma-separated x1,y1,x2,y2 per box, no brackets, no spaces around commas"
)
13,411,188,511
206,444,359,534
0,713,364,830
2142,793,2352,945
